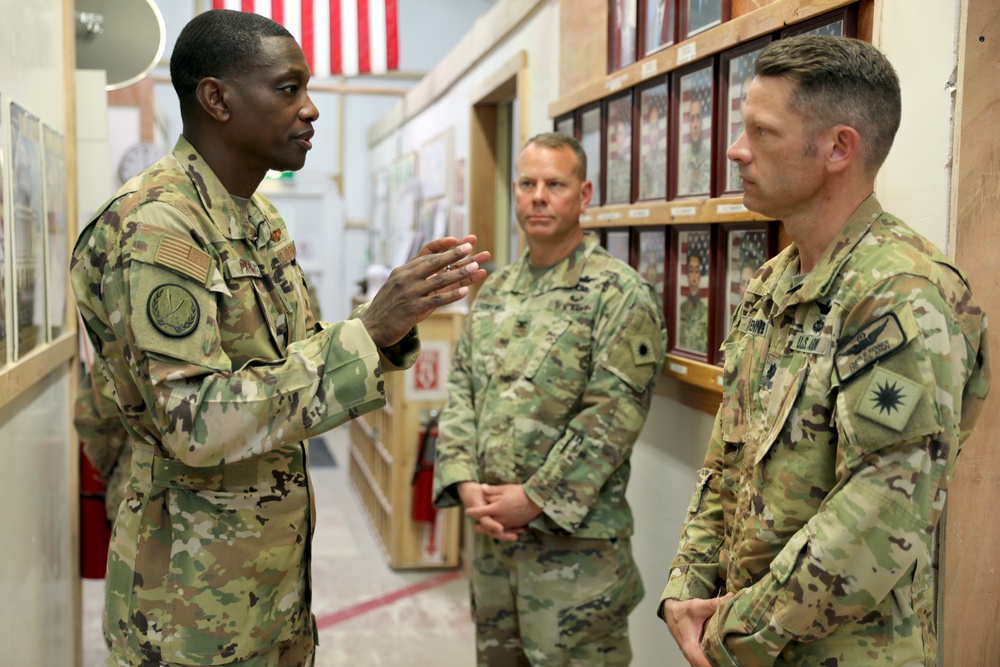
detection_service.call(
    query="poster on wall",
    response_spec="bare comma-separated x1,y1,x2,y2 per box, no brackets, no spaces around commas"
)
0,95,6,369
403,339,452,403
10,102,47,360
419,130,452,201
44,125,67,339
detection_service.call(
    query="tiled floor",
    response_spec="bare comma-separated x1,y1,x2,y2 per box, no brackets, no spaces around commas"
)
82,425,476,666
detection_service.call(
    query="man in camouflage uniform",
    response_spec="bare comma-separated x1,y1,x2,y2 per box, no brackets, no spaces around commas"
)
678,251,708,354
659,36,990,667
70,10,489,667
433,133,666,665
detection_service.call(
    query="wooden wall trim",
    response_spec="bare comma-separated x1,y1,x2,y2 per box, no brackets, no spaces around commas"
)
0,333,78,413
942,0,1000,664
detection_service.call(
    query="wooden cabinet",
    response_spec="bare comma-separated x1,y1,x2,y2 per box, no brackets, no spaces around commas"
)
348,311,465,569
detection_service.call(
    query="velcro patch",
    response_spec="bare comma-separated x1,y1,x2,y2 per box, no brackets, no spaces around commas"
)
855,366,921,432
835,312,907,382
147,284,200,338
276,240,297,265
740,316,771,338
155,234,210,284
630,335,657,366
791,332,829,355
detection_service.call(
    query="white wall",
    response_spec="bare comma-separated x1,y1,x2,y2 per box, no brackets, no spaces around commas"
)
0,1,76,663
366,1,965,665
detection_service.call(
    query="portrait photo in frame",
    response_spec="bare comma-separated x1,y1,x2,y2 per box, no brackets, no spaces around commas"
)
721,224,772,335
672,226,712,358
720,38,770,194
683,0,724,39
555,113,575,138
580,104,603,205
602,228,632,266
635,226,667,313
643,0,675,56
605,91,634,205
637,79,668,201
609,0,639,72
0,95,6,368
781,5,857,39
43,124,68,340
674,62,714,198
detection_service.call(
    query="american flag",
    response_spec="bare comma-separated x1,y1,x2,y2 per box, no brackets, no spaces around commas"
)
679,230,710,299
680,65,712,144
212,0,399,78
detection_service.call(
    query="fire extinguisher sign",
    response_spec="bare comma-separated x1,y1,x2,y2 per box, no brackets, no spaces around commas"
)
404,340,451,402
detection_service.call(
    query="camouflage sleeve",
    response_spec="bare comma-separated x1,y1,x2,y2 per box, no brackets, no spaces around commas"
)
79,203,415,467
348,300,421,372
432,312,480,508
658,412,727,610
75,365,128,479
700,274,989,667
521,282,666,533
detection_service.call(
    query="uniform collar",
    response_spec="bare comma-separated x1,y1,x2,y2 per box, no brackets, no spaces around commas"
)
507,232,599,294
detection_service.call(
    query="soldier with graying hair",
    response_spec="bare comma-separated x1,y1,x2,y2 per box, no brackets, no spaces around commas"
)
70,9,489,667
659,35,990,667
433,132,666,665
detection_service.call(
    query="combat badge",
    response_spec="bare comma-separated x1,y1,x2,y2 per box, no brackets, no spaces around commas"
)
835,312,907,382
147,284,200,337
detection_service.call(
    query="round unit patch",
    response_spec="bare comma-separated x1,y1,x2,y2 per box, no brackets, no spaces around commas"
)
147,284,200,338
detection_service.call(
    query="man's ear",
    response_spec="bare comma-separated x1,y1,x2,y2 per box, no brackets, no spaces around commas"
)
580,180,593,211
195,78,230,122
826,124,861,174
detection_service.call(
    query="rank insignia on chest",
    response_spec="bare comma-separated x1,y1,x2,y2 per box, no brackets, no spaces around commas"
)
855,366,921,431
147,284,200,337
630,335,656,366
270,228,282,243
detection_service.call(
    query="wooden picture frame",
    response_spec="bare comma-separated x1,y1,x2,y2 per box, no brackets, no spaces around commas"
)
672,61,715,199
602,227,633,266
718,37,771,195
642,0,675,57
580,103,603,205
781,5,858,39
681,0,729,40
637,78,669,202
555,112,575,138
634,225,667,315
0,94,6,369
43,125,68,340
605,91,634,205
718,222,775,338
609,0,639,73
670,225,713,360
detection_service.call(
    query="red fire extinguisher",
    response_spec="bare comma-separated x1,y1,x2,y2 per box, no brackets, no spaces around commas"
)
80,449,112,579
411,409,440,523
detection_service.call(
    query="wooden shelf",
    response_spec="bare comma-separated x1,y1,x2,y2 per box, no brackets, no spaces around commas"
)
581,195,774,229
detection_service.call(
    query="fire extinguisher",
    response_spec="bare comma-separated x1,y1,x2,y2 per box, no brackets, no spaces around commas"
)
411,409,440,523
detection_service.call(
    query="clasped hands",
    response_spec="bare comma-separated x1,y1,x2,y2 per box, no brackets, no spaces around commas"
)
457,481,543,542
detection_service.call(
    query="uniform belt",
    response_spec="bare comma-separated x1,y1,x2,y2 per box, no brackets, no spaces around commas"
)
134,444,261,491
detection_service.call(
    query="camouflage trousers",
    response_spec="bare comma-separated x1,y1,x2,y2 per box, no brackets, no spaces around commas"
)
104,632,315,667
470,529,643,666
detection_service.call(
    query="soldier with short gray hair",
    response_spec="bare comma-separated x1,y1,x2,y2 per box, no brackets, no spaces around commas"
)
658,35,990,667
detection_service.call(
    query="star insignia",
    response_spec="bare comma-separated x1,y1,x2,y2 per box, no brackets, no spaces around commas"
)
870,380,905,415
856,367,921,432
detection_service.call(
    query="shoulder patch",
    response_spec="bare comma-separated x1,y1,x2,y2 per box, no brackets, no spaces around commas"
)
153,233,211,284
630,335,657,366
835,312,907,382
147,284,201,337
855,366,922,432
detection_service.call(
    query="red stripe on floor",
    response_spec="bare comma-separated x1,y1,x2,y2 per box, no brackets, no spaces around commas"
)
315,571,464,630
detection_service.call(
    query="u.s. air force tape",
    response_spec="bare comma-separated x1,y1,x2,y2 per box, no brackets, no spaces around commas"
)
147,284,200,338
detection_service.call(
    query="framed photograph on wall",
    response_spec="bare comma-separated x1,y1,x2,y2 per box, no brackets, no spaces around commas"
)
602,227,633,266
0,95,6,368
673,62,714,199
635,226,667,313
637,79,669,201
671,226,712,358
605,91,633,205
609,0,639,72
555,113,575,138
643,0,675,56
580,104,603,205
781,5,857,39
719,37,770,195
682,0,727,39
719,223,774,336
43,125,68,340
9,101,47,360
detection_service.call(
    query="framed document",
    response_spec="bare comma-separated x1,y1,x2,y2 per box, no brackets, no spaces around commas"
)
673,62,714,198
605,91,634,205
683,0,726,39
580,104,603,205
781,6,857,39
643,0,675,56
555,113,575,138
43,125,68,339
9,102,47,359
719,38,770,194
609,0,639,72
635,226,667,313
602,228,632,266
637,79,669,201
671,226,712,359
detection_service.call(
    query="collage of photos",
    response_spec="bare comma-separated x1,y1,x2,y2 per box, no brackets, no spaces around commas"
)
599,221,776,365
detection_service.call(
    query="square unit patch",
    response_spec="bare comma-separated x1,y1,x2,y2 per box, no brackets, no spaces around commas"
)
855,366,922,432
630,335,657,366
